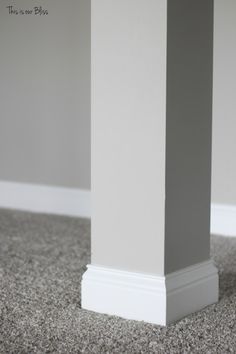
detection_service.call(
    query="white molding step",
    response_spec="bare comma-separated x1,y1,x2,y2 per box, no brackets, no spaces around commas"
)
81,261,219,326
0,181,91,218
211,203,236,237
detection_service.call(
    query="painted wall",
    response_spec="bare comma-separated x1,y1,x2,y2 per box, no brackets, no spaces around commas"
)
0,0,91,190
0,0,235,207
212,0,236,205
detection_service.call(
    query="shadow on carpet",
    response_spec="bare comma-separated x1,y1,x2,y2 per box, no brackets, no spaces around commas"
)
0,208,236,353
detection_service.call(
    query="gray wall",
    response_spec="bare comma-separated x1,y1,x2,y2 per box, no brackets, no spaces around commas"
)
212,0,236,205
0,0,91,190
0,0,235,207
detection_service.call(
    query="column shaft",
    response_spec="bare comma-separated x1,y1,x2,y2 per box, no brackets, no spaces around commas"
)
82,0,218,326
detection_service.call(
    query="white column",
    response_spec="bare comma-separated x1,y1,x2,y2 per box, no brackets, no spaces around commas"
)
82,0,218,326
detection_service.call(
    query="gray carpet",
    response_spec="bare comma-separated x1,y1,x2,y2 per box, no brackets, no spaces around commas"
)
0,209,236,354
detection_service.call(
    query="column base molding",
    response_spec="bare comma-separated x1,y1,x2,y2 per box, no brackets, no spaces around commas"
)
81,261,219,326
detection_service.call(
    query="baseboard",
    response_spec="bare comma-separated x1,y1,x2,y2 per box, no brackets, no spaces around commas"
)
81,261,219,326
211,203,236,237
0,181,91,218
0,182,231,234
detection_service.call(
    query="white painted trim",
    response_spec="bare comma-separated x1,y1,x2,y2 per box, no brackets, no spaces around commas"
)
0,181,91,218
81,261,219,326
211,203,236,237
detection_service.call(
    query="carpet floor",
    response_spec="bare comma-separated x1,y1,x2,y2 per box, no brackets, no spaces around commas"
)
0,208,236,353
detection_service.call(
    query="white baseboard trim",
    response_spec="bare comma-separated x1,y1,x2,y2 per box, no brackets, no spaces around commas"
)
81,261,219,326
211,203,236,237
0,181,91,218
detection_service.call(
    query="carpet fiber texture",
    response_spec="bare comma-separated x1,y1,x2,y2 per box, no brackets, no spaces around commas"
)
0,208,236,353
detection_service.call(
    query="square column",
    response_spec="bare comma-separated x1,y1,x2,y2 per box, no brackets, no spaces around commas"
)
82,0,218,325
